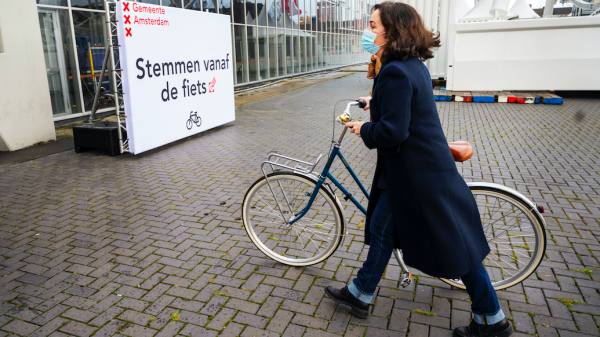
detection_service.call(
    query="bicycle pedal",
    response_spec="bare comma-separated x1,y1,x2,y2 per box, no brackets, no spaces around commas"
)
400,273,412,288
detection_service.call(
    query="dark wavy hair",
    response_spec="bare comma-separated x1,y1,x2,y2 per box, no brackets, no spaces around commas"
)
372,2,441,64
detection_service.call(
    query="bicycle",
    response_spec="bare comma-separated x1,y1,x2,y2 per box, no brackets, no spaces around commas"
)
186,111,202,130
242,100,547,290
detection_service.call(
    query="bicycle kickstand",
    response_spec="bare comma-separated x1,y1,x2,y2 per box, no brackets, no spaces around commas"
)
393,249,412,288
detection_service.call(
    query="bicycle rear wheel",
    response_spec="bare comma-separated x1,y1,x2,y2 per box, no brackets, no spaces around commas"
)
242,172,344,266
440,184,546,290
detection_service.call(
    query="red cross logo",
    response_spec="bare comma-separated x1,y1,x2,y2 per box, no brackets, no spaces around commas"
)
125,28,132,37
124,15,131,24
123,2,130,11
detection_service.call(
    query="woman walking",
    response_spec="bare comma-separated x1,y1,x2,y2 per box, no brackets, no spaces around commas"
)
323,3,513,337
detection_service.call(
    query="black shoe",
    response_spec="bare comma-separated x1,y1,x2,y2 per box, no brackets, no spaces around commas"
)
453,318,513,337
324,286,369,319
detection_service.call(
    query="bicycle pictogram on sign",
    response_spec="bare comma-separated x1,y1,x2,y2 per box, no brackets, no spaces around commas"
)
186,111,202,130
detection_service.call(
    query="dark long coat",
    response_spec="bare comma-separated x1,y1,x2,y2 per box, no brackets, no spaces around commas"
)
359,57,490,279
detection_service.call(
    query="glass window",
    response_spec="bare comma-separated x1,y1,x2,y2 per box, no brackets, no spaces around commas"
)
247,26,258,82
163,0,182,7
293,30,299,74
246,0,256,24
268,28,277,78
139,0,160,4
306,34,312,71
184,0,202,10
72,10,111,112
219,0,232,19
324,33,329,68
284,0,292,28
332,34,337,66
310,0,316,31
257,0,266,25
299,34,305,72
233,0,244,23
285,29,292,74
234,25,247,84
265,0,275,26
203,0,217,13
289,0,299,28
326,1,331,32
277,29,285,76
38,7,82,116
311,33,317,70
70,0,104,10
37,0,68,6
258,27,268,80
299,0,307,30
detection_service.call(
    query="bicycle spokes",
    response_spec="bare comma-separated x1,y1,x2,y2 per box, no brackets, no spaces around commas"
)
243,174,343,265
475,192,539,283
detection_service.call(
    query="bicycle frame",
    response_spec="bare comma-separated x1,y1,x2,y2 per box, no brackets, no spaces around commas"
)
289,139,369,224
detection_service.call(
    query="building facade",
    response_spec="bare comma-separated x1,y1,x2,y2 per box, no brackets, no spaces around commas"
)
35,0,374,123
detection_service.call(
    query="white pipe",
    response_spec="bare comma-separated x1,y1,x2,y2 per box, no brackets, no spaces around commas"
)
542,0,554,17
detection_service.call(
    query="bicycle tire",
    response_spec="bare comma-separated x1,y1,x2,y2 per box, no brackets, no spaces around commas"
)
242,172,345,266
439,184,546,290
195,116,202,127
186,119,193,130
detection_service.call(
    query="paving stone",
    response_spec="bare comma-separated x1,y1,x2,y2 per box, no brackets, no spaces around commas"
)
199,295,229,316
219,322,245,337
328,310,351,333
206,307,237,331
59,321,96,337
179,324,219,337
1,320,40,336
120,323,158,337
241,326,280,337
61,307,97,323
118,309,153,326
266,309,295,333
2,72,600,337
29,317,69,337
234,311,270,328
512,311,535,334
410,311,450,329
408,322,429,337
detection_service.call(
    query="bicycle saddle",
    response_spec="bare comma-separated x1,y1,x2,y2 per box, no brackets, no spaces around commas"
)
448,141,473,162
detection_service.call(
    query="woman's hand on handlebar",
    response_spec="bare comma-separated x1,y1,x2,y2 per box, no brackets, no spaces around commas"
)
358,96,371,111
345,122,366,138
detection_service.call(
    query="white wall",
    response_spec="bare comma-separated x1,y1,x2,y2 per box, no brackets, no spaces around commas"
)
447,16,600,91
0,0,55,151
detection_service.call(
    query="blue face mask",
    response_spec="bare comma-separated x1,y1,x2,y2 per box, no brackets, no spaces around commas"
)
362,29,386,55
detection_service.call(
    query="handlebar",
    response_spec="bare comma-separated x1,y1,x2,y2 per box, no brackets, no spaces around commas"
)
337,99,368,124
334,99,369,145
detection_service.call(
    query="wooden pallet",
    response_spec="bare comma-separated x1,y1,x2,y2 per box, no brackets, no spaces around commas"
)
433,86,452,101
428,88,562,104
540,92,564,104
472,92,495,103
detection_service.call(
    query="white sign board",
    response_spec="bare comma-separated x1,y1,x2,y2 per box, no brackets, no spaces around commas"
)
117,1,235,154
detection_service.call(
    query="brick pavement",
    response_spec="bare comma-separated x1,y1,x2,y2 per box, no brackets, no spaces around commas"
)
1,72,600,336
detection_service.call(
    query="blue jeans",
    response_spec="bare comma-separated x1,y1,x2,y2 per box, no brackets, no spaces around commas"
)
348,190,505,325
461,263,505,324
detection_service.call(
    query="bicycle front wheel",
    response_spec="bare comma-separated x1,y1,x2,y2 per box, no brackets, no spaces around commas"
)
242,172,344,266
440,184,546,290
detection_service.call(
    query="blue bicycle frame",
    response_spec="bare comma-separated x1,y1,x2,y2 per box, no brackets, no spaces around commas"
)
289,127,369,224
